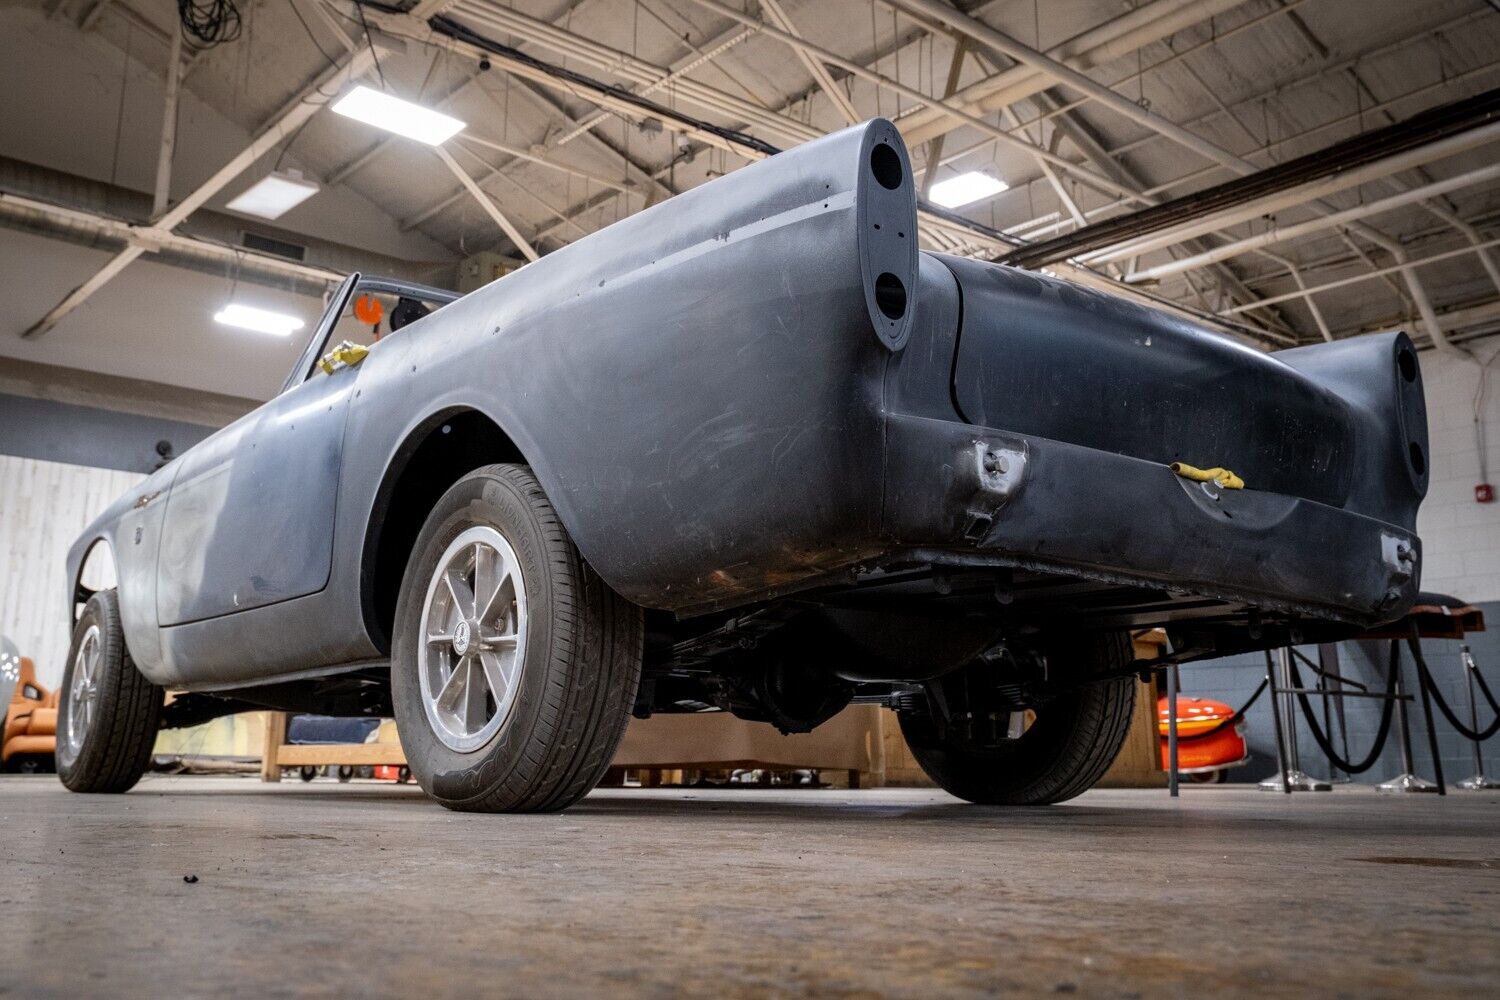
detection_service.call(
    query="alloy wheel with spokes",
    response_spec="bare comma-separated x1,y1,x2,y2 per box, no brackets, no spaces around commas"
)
65,624,102,756
417,525,528,753
390,463,642,812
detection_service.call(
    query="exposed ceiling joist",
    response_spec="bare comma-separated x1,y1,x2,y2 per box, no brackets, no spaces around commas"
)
21,42,379,338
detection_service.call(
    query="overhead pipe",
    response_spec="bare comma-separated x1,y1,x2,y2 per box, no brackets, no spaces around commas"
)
971,24,1500,252
1002,88,1500,268
1125,162,1500,284
1218,236,1500,316
1085,119,1500,265
20,43,380,339
0,191,338,293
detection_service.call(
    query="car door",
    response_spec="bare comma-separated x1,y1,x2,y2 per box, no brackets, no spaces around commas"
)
155,276,361,626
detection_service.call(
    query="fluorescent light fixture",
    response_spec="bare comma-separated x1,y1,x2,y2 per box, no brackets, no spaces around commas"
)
225,170,320,220
213,303,305,337
330,85,465,145
929,170,1009,209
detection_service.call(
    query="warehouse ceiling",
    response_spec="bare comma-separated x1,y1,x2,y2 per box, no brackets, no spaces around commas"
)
2,0,1499,400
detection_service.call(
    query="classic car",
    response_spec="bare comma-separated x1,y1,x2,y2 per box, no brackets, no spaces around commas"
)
56,119,1427,811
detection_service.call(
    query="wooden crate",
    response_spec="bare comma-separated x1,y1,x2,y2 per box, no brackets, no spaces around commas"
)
258,708,882,786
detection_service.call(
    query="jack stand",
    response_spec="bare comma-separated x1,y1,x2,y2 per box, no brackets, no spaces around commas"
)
1457,774,1500,791
1377,773,1441,793
1455,646,1499,791
1260,770,1334,792
1259,648,1332,792
1376,642,1439,793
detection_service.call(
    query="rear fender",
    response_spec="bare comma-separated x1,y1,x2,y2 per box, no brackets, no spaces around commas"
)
1273,332,1428,530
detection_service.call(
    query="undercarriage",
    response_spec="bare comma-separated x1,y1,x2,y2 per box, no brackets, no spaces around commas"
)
162,562,1360,737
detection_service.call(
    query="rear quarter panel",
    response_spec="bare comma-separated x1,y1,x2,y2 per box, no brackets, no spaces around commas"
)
340,119,915,612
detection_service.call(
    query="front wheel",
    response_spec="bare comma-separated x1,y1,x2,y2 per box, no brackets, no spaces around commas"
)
56,590,163,793
899,631,1136,805
391,464,643,812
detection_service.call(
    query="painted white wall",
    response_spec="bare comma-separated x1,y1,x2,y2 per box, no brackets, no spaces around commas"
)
1414,338,1500,604
0,455,140,688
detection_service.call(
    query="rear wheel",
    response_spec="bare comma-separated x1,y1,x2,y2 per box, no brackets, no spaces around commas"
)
391,464,643,812
56,590,162,793
899,631,1135,805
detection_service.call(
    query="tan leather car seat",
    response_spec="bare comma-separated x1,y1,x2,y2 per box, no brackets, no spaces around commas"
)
3,658,57,764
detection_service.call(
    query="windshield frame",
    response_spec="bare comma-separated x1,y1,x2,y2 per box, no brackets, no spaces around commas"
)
277,275,461,395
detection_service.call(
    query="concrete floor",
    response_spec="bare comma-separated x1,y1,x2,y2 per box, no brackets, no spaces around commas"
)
0,776,1496,998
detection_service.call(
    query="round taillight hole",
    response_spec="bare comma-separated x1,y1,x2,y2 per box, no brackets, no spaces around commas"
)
1398,348,1417,383
1408,441,1426,476
870,143,902,190
875,272,907,320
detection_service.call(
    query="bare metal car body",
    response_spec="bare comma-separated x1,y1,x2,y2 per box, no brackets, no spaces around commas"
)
64,119,1426,726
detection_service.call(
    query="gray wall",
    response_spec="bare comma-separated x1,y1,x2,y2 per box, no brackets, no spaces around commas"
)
1181,600,1500,785
0,392,217,474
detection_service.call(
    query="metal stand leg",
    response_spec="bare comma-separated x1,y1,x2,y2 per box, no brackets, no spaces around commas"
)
1167,663,1180,798
1260,647,1330,792
1259,650,1293,794
1377,639,1439,794
1455,646,1499,791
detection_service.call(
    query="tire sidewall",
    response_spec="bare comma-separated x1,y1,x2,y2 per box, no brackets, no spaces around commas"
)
56,593,122,786
391,471,558,805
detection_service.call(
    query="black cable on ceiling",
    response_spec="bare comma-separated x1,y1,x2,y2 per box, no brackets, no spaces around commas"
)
417,11,784,160
178,0,242,48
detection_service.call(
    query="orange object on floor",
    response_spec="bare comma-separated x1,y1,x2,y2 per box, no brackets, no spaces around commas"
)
3,657,58,772
1157,695,1249,780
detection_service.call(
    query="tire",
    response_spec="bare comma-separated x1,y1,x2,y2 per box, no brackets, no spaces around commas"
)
56,590,163,794
300,766,318,782
391,463,643,813
899,631,1136,805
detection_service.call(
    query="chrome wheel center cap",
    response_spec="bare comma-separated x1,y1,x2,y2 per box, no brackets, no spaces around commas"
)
452,619,473,657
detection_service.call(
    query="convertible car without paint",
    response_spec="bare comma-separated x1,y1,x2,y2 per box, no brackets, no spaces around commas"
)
58,120,1427,811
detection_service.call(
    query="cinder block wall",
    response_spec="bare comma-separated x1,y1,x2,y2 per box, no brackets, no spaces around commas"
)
1412,341,1500,603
